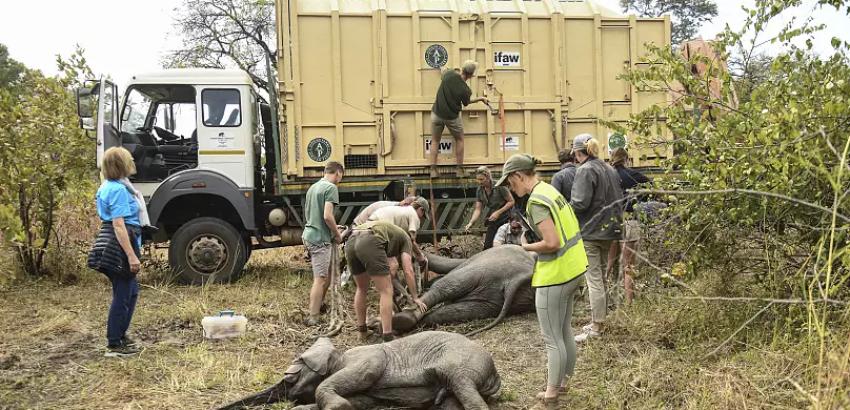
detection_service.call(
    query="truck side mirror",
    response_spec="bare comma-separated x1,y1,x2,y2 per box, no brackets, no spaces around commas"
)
76,86,95,130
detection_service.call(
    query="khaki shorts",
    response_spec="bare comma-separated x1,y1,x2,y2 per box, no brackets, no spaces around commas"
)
304,241,332,278
431,111,464,138
621,219,641,243
345,232,390,276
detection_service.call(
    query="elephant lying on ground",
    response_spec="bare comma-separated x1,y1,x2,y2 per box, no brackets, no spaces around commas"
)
393,245,535,336
218,331,501,410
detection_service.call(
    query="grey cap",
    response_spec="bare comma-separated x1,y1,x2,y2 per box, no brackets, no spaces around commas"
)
495,154,537,187
572,133,594,152
414,197,431,216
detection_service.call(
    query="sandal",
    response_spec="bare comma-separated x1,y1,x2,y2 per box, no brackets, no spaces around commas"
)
532,392,559,410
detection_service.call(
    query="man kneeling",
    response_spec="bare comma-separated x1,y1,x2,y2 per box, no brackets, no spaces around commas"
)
346,221,426,342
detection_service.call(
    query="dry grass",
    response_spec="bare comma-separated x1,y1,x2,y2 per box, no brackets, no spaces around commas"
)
0,246,844,410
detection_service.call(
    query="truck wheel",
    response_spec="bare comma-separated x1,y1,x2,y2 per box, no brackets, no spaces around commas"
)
169,217,247,285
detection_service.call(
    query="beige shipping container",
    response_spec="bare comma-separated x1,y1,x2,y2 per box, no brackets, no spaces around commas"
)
276,0,671,179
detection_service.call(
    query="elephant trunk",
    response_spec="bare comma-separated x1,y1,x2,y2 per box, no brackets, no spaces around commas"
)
465,271,533,337
217,381,288,410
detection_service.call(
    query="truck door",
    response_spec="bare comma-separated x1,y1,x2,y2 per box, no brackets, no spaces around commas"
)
76,80,119,167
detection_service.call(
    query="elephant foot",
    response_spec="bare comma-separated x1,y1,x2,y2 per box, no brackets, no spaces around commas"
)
392,310,419,333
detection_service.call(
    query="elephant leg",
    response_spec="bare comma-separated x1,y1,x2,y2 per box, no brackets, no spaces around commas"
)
421,301,500,326
445,376,488,410
431,396,463,410
345,394,385,409
315,360,383,410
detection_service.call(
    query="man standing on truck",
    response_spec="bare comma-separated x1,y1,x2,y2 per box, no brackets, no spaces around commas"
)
302,161,345,327
429,60,489,178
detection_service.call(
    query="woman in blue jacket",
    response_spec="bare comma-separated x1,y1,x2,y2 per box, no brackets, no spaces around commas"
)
96,147,142,357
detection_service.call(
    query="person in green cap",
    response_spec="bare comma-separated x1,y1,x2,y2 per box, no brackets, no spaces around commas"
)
495,154,588,408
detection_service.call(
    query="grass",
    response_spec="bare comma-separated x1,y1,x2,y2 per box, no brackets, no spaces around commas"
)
0,245,846,410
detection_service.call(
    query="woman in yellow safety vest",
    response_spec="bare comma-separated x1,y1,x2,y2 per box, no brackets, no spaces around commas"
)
496,153,588,409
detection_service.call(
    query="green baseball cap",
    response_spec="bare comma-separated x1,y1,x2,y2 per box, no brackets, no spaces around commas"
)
495,154,537,187
414,197,431,216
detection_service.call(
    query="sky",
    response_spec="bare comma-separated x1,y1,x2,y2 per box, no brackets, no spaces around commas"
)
0,0,847,87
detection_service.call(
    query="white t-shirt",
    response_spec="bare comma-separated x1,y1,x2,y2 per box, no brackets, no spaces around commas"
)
354,201,398,226
368,205,420,234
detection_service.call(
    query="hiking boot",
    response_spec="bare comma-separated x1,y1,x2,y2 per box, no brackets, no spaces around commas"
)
381,333,395,343
356,325,370,342
105,344,139,358
121,336,138,347
574,328,601,343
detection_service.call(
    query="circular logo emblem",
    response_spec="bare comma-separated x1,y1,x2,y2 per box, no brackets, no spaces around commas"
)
307,138,332,162
608,132,628,151
424,44,449,69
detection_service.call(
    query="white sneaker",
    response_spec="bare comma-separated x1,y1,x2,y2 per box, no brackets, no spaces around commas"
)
574,329,601,343
581,323,594,333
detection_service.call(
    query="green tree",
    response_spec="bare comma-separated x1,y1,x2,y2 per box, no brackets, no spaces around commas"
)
620,0,718,45
0,47,93,276
165,0,275,90
620,0,850,403
0,44,25,89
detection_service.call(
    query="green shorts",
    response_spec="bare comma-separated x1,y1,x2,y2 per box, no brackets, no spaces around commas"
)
344,232,390,276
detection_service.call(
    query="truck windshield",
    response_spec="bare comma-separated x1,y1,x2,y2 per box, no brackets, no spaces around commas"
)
121,88,153,133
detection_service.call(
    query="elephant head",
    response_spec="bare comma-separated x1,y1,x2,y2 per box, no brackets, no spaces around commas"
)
283,337,337,403
217,338,338,409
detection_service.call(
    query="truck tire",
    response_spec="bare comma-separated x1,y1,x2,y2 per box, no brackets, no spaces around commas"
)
169,217,247,285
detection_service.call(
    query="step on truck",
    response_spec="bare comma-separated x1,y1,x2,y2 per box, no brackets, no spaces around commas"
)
75,0,671,284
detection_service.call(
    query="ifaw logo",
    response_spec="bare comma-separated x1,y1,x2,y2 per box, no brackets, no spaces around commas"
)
494,51,520,67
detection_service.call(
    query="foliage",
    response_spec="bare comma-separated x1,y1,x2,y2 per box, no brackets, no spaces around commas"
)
619,0,850,404
165,0,275,91
0,44,25,89
0,45,94,277
620,0,718,45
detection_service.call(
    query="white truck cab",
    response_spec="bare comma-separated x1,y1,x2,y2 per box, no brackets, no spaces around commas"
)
78,69,270,284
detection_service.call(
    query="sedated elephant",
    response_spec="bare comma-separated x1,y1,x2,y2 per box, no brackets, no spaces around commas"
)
393,245,536,337
217,331,501,410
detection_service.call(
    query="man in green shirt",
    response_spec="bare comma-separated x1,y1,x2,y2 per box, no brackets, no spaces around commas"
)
429,60,489,178
302,161,345,326
346,220,426,342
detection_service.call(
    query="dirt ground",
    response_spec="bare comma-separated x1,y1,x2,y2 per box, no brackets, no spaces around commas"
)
0,246,830,410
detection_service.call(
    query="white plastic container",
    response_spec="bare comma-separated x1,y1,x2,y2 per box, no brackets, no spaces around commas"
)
201,310,248,339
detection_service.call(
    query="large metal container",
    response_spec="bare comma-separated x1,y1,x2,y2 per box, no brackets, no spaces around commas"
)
276,0,671,180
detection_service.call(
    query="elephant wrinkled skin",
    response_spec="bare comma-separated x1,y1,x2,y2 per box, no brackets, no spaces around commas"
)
393,245,536,336
217,331,501,410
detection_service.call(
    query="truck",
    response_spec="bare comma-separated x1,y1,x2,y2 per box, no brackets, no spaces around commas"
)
75,0,671,284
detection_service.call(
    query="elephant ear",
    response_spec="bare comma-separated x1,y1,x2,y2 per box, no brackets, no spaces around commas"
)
298,337,335,376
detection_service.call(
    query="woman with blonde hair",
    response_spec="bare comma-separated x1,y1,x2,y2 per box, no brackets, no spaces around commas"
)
464,165,514,249
92,147,143,357
496,154,588,408
569,134,624,343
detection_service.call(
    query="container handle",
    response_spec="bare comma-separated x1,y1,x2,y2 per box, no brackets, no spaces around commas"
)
219,310,236,317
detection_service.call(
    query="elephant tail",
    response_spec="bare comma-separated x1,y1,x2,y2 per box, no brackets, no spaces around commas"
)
216,382,287,410
465,272,533,338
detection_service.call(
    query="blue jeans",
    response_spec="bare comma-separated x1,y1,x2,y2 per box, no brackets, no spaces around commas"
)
107,275,139,346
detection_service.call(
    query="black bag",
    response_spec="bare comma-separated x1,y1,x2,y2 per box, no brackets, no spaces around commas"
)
87,221,140,279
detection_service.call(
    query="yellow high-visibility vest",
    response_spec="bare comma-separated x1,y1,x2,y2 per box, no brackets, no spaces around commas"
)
526,182,588,287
